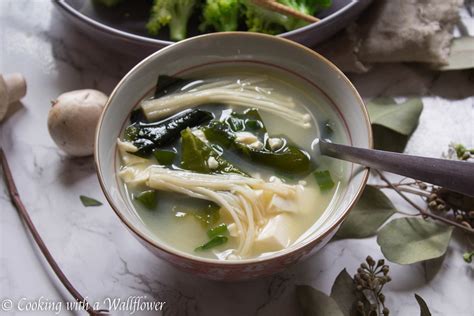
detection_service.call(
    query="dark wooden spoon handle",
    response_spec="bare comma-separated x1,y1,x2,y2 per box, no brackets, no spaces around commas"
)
319,140,474,197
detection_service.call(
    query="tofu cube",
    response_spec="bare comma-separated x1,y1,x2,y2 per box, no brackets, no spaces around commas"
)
254,215,292,252
268,194,298,213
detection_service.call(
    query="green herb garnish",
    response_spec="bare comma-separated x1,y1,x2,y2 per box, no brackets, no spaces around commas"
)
134,190,157,209
195,235,228,251
79,195,102,207
207,223,229,239
173,201,221,226
192,203,220,226
314,170,335,191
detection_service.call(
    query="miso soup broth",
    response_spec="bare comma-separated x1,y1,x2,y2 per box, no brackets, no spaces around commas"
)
117,65,349,260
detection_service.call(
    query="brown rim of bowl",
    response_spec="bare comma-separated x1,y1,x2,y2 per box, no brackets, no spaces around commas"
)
53,0,361,47
94,32,373,266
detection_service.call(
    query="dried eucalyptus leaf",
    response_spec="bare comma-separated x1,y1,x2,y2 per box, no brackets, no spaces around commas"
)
377,218,453,264
367,98,423,136
336,186,396,239
367,98,423,152
79,195,103,207
372,125,410,153
297,285,345,316
330,269,357,316
415,294,432,316
438,37,474,71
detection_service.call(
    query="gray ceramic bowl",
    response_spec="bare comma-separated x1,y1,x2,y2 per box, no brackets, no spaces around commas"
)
95,32,372,280
54,0,372,57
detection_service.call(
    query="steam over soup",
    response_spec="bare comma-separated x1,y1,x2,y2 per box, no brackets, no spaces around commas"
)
118,69,348,260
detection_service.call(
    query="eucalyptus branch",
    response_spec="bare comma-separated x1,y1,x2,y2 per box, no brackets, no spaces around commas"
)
373,184,431,198
354,256,391,316
0,148,109,316
375,170,474,234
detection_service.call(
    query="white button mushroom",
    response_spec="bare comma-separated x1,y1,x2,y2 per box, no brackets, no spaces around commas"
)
47,89,108,157
0,73,27,121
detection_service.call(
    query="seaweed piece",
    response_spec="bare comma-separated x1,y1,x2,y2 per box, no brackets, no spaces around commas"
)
125,109,214,156
180,128,247,175
204,109,313,175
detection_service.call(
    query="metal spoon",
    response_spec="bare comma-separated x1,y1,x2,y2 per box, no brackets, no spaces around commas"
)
316,139,474,197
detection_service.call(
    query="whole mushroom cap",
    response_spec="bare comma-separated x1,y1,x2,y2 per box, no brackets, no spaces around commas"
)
0,73,27,121
0,76,8,120
48,89,108,157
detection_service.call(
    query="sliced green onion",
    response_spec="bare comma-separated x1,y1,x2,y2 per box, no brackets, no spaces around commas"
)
172,201,220,226
207,224,229,239
195,236,228,251
134,190,157,209
314,170,335,191
192,203,220,226
153,149,176,165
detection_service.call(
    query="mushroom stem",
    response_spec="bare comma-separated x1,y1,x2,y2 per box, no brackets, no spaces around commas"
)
4,73,27,104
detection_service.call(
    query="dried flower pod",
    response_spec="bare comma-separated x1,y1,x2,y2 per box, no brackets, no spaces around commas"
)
368,309,378,316
379,293,385,303
418,182,428,190
428,201,437,209
366,256,375,266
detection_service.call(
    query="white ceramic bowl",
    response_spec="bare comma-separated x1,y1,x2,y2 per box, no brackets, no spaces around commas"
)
95,32,372,280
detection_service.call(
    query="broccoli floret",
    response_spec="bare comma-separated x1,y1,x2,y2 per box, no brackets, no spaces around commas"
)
242,0,332,34
200,0,240,32
146,0,197,41
242,0,301,34
278,0,332,16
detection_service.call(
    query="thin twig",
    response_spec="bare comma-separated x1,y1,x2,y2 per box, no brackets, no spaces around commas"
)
396,177,414,186
0,148,109,316
393,209,419,217
251,0,320,23
373,185,431,198
375,170,474,234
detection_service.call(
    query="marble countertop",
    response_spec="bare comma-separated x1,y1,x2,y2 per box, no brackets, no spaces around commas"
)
1,1,473,315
